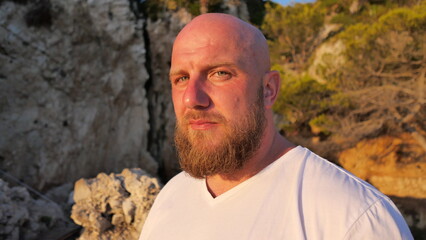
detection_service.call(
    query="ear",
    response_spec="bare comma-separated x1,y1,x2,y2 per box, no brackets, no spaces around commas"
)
262,71,281,109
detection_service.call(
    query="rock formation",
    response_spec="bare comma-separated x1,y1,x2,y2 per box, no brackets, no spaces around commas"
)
308,39,345,84
144,8,192,180
339,133,426,198
71,168,161,240
0,178,67,240
0,0,160,190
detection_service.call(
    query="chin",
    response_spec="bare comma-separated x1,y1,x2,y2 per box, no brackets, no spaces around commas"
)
188,127,223,140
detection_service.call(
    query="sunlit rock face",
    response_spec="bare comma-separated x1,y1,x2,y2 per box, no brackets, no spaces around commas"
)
0,0,157,189
339,134,426,198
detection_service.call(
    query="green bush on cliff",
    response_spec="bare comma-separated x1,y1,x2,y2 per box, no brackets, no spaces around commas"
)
272,69,344,135
335,4,425,89
315,2,426,142
267,0,425,144
330,13,357,25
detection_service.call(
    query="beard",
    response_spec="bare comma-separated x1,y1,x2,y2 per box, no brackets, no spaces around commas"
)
174,86,266,179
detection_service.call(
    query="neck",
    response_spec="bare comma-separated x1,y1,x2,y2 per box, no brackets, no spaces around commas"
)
206,131,295,198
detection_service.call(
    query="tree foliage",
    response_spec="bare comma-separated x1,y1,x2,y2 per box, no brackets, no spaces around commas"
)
269,0,426,151
273,71,336,133
329,3,426,148
262,2,325,71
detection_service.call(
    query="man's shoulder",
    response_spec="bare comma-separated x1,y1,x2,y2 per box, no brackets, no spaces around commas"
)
269,146,386,216
300,147,385,207
295,148,413,239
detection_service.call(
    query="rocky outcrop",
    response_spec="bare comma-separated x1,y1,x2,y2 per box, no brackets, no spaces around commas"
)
308,39,345,84
0,178,67,240
0,0,158,190
339,134,426,198
144,8,192,180
71,168,161,240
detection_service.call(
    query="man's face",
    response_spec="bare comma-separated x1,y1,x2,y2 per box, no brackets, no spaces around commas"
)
170,27,267,178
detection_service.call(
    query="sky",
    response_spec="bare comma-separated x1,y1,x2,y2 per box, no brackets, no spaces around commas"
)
272,0,316,6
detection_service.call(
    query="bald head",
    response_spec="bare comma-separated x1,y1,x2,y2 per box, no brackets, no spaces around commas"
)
172,13,271,77
170,14,283,179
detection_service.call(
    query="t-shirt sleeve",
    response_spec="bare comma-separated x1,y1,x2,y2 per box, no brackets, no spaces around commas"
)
343,198,413,240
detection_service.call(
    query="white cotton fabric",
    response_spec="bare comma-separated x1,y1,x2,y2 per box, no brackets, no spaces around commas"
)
139,146,413,240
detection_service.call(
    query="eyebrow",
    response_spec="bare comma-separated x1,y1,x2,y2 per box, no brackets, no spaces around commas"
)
169,69,186,79
169,62,238,78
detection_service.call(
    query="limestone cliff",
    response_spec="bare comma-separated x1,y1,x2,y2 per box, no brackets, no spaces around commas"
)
1,0,165,190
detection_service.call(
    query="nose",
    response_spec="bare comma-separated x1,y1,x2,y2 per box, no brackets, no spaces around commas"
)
183,77,210,109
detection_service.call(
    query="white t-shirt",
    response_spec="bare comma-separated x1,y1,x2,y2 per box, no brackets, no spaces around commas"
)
139,146,413,240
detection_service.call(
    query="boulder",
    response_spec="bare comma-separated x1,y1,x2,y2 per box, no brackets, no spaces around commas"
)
70,168,161,240
0,178,67,240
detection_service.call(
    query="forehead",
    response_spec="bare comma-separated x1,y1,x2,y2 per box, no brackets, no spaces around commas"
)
174,37,241,59
171,29,251,69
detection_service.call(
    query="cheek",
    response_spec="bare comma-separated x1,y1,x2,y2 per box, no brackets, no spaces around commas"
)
232,96,241,109
216,92,245,115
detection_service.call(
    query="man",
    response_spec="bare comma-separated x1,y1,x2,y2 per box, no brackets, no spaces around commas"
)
139,13,413,239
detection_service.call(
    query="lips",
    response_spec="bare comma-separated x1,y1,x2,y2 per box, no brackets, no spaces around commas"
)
188,119,218,130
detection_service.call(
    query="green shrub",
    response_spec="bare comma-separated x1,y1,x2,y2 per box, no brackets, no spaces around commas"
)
331,13,357,25
273,71,339,131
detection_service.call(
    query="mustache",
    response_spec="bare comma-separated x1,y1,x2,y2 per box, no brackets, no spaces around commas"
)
181,111,227,124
